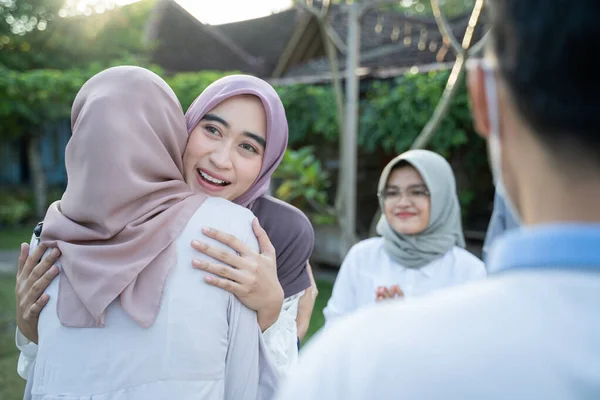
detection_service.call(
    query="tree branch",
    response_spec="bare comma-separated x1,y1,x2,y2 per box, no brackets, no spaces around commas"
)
430,0,462,54
460,0,485,49
325,24,347,54
295,0,330,20
410,55,466,150
410,0,486,150
467,30,489,56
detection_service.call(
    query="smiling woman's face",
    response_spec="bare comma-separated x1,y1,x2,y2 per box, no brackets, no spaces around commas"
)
381,165,431,235
182,95,267,201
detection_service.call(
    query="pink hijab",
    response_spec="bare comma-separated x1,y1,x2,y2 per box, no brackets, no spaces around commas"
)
185,75,288,207
40,66,207,328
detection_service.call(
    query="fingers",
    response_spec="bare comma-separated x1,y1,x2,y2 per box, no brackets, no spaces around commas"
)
191,240,244,268
391,285,404,298
383,287,393,298
30,249,60,283
25,294,50,320
375,293,387,302
252,218,276,258
26,264,59,307
375,285,404,302
22,243,49,276
375,286,387,302
192,260,246,284
204,274,245,296
17,243,30,275
201,227,252,256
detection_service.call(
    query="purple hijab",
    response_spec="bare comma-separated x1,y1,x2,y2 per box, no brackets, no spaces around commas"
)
185,75,288,208
185,75,313,297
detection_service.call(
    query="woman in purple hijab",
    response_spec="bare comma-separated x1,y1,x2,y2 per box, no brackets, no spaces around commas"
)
15,74,316,380
182,75,316,372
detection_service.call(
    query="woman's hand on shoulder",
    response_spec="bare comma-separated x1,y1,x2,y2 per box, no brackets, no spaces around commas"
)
190,218,284,331
15,243,61,343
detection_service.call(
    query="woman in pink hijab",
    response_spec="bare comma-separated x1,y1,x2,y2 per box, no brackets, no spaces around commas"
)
25,66,278,399
16,74,316,380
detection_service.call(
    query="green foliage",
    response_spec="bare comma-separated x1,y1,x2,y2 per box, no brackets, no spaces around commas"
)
305,0,475,18
0,0,162,140
0,0,63,37
38,0,154,70
0,62,490,221
273,147,336,226
276,84,339,146
361,70,471,156
166,70,238,112
0,0,64,69
300,278,334,346
0,67,86,138
393,0,476,17
0,194,30,226
0,274,26,400
275,70,480,162
0,186,62,227
276,69,490,221
0,0,154,71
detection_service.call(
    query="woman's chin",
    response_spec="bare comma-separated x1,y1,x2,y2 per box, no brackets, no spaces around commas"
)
390,222,425,236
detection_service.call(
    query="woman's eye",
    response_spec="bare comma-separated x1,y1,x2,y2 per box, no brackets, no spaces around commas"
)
241,143,258,154
205,126,220,136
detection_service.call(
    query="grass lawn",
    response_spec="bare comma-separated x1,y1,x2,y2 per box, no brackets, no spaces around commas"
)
0,227,33,250
0,276,334,399
301,278,333,346
0,276,25,400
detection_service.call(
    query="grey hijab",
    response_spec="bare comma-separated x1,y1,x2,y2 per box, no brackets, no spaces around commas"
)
376,149,466,268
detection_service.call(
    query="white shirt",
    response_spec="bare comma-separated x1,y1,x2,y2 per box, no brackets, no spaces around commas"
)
21,197,279,400
276,224,600,400
323,237,486,327
17,212,302,383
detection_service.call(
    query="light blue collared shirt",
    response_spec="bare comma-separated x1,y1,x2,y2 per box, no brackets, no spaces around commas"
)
277,223,600,400
489,223,600,273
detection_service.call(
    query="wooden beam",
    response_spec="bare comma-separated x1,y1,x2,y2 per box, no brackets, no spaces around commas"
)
271,10,314,78
305,30,325,59
286,18,322,69
268,61,453,86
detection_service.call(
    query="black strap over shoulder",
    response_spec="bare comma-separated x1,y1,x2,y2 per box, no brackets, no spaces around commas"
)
33,222,43,241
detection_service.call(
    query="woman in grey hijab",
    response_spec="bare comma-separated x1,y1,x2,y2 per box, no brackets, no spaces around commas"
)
323,150,486,327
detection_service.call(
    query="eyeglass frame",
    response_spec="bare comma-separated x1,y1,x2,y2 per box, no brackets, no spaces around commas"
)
377,186,431,203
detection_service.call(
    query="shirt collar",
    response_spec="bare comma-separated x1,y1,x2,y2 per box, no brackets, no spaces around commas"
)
488,223,600,274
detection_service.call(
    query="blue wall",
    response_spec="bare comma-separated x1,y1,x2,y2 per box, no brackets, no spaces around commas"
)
0,120,71,186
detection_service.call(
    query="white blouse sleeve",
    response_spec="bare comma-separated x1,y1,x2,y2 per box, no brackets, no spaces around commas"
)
261,291,302,380
15,233,40,380
322,246,359,329
16,327,38,379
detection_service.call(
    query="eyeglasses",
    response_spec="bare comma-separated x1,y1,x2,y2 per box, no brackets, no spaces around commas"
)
378,187,430,202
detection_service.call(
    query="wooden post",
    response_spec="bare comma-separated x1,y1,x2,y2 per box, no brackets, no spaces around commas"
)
341,0,360,256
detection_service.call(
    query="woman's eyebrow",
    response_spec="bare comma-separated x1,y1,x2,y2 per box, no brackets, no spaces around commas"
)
243,132,266,149
201,113,229,127
385,183,427,190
